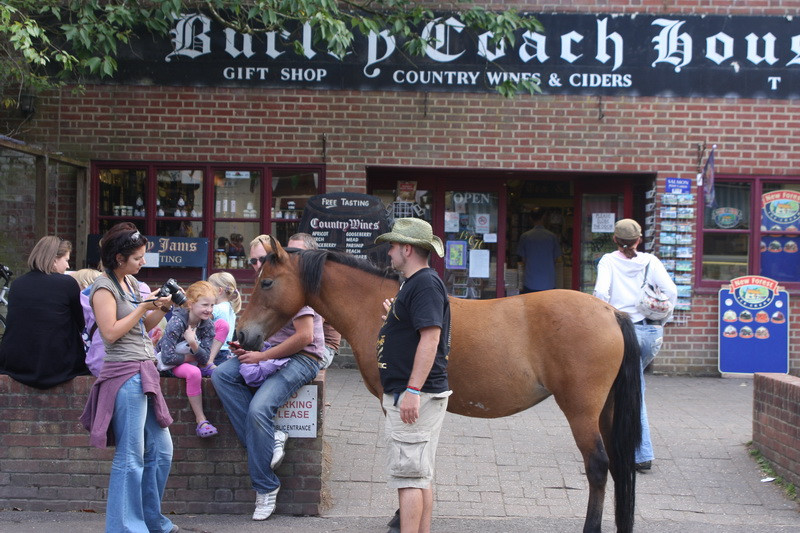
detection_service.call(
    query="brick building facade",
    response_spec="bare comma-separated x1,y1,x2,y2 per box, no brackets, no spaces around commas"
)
2,2,799,375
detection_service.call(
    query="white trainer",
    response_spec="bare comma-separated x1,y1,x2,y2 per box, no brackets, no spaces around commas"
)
252,487,279,521
271,429,288,469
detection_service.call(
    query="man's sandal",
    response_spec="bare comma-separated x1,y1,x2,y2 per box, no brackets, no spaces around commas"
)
196,420,218,438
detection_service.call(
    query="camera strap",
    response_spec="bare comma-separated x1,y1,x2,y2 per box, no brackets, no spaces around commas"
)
106,269,138,303
104,270,150,344
105,270,155,304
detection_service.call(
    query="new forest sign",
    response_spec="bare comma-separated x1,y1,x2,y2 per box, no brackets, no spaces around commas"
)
115,12,800,99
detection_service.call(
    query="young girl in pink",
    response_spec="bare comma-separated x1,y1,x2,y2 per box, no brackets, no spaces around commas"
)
157,281,218,437
208,272,242,367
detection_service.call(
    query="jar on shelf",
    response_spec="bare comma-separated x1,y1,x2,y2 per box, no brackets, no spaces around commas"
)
215,249,227,269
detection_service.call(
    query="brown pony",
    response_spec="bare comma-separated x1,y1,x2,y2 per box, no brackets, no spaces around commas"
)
238,237,642,533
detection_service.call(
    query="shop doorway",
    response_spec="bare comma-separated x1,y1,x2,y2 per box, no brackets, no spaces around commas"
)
369,172,506,299
368,168,650,299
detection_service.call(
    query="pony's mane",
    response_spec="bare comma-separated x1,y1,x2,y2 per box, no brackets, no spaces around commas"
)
295,248,400,294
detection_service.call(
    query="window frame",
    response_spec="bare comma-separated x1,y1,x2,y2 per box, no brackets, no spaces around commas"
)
91,161,326,282
696,174,800,293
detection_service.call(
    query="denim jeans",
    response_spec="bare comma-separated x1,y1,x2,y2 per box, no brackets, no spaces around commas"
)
634,324,663,463
211,354,319,493
107,374,174,533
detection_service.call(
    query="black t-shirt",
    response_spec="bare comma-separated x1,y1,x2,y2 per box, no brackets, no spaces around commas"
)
377,267,450,394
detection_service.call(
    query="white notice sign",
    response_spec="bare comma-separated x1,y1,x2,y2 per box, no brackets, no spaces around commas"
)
468,249,490,278
592,213,616,233
475,213,491,234
274,385,318,438
444,211,459,232
143,252,160,268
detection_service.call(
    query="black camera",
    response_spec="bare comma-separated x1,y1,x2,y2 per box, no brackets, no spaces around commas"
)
157,278,187,306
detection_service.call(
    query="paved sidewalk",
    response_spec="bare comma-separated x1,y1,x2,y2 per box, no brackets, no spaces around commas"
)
2,370,798,532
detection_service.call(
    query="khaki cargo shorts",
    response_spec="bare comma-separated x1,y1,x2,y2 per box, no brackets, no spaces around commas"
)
382,390,451,489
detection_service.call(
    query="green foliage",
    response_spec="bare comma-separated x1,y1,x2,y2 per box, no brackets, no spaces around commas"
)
1,0,542,108
748,443,798,502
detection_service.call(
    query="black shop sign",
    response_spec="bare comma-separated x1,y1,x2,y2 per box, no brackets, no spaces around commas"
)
298,193,390,267
112,12,800,99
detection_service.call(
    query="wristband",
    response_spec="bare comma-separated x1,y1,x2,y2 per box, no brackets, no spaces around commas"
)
406,387,421,395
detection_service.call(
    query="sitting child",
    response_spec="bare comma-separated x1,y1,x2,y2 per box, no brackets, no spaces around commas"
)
207,272,241,367
157,280,218,438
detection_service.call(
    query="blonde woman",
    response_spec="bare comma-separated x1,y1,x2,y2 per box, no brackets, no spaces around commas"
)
0,236,89,388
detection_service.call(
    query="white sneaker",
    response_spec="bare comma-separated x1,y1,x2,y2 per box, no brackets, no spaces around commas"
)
252,487,279,520
271,430,288,469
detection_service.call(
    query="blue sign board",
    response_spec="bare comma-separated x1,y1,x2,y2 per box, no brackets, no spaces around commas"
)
760,190,800,282
665,177,691,194
718,276,789,374
87,235,209,268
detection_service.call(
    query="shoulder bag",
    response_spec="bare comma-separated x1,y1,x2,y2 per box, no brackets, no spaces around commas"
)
635,260,673,321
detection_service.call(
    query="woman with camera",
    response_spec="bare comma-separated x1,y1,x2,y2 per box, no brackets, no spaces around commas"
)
0,235,89,388
593,219,677,473
79,222,179,533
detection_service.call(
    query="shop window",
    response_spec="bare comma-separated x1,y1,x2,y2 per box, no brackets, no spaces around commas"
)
760,183,800,282
93,163,324,278
698,177,800,290
97,168,147,233
269,169,320,245
212,169,262,271
700,181,750,282
156,169,204,238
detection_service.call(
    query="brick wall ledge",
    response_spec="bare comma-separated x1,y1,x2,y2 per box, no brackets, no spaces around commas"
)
0,372,325,516
752,373,800,489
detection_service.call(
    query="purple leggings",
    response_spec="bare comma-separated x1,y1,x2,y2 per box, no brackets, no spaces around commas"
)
172,363,202,397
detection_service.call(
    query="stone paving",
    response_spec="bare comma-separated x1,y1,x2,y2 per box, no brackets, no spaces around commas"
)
323,369,799,530
3,369,799,532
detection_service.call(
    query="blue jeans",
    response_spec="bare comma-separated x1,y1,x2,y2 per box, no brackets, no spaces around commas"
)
213,348,232,367
211,354,319,493
634,324,663,463
107,374,174,533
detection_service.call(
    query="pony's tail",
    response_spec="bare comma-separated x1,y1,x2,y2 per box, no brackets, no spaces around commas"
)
611,312,643,533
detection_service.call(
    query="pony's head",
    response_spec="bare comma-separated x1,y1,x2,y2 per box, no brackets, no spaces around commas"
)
237,236,307,351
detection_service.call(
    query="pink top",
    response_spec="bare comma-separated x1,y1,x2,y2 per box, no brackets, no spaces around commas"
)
267,305,326,361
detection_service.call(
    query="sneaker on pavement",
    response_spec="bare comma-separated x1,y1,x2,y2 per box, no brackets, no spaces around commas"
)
271,430,288,469
252,487,279,521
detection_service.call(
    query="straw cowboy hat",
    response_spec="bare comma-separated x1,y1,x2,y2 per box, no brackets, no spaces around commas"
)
375,217,444,257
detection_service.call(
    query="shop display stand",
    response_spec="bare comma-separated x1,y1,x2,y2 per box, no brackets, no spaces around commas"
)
648,185,695,325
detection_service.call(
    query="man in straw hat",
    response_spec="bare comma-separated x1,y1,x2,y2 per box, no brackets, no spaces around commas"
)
374,218,452,533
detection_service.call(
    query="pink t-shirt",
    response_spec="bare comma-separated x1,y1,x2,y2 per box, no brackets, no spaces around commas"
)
267,305,326,361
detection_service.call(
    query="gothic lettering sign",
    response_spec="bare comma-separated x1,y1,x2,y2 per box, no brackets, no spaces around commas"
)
113,12,800,99
298,193,391,267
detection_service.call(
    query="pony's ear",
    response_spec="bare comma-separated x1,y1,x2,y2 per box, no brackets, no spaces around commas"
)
270,236,289,263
